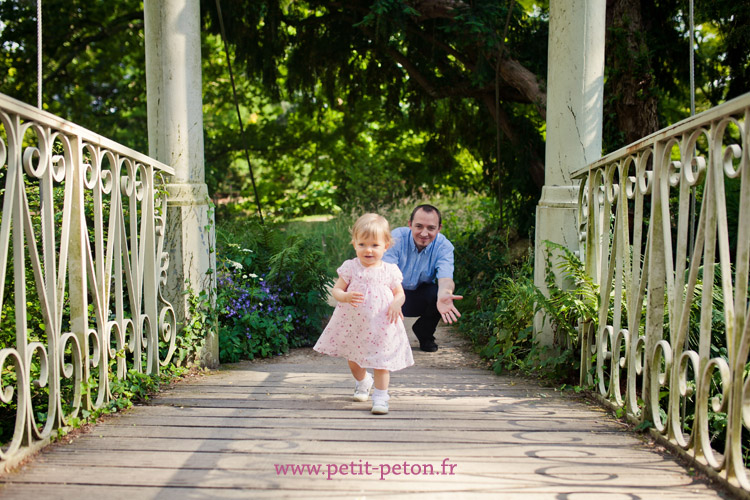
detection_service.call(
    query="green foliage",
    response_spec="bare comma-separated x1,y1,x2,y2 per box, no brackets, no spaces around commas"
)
453,205,597,382
2,0,746,226
539,241,598,350
603,0,750,153
450,202,542,375
683,267,727,355
0,0,149,152
449,198,516,287
200,0,545,219
478,273,537,374
171,288,212,366
214,218,333,363
634,419,654,432
207,73,490,219
273,194,490,278
109,368,163,406
696,3,750,102
78,364,189,430
514,240,598,382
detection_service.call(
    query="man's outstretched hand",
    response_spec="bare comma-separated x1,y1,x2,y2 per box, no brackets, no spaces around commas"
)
437,293,463,324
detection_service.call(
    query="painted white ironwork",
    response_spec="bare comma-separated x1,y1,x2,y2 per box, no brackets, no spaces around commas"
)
575,93,750,490
0,93,176,463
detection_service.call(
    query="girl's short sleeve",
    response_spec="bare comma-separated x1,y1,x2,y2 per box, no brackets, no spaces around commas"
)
337,259,355,284
388,263,403,289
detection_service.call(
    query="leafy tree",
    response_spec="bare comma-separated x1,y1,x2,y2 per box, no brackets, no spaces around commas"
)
200,0,548,225
693,2,750,103
603,0,750,153
0,0,148,152
2,0,747,223
202,0,748,222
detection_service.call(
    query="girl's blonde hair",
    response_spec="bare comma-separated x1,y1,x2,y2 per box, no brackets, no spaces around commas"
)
350,213,393,247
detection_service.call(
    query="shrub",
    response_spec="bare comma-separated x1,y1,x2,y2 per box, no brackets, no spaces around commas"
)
452,199,594,382
451,203,535,371
215,219,333,363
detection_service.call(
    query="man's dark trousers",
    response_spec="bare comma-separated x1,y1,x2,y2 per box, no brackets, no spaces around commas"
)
402,282,441,347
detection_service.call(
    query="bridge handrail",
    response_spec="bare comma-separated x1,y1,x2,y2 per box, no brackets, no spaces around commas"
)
575,92,750,490
0,93,176,467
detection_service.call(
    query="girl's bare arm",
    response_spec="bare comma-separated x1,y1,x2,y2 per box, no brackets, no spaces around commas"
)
331,277,364,306
387,284,405,323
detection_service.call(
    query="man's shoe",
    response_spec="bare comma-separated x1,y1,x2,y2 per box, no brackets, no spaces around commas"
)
419,341,438,352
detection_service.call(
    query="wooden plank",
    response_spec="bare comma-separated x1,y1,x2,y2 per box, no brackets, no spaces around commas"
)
212,364,495,375
106,415,623,432
78,423,648,447
120,406,615,422
0,483,721,500
34,449,684,471
38,434,674,457
145,397,593,413
155,392,571,401
2,462,711,490
198,373,537,381
161,385,557,396
123,404,614,420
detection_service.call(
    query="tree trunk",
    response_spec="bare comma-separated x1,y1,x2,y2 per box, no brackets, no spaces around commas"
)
480,93,545,189
605,0,660,149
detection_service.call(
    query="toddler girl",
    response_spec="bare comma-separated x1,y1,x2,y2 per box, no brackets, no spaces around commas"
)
314,213,414,414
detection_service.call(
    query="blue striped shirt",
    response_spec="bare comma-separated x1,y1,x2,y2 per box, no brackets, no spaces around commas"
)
383,227,455,291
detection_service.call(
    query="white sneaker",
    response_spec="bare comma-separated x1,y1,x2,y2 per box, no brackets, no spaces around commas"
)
371,398,389,415
353,373,373,402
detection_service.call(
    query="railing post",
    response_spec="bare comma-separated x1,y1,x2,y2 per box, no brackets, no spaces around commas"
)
533,0,606,346
643,139,667,425
67,135,89,407
144,0,218,368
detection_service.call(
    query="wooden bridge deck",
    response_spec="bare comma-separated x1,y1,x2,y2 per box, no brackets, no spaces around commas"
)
0,326,730,499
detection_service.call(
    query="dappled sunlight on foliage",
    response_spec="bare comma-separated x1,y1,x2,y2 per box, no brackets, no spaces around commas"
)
214,219,333,363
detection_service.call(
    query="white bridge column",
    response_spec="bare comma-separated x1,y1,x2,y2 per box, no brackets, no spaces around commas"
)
533,0,606,346
144,0,218,367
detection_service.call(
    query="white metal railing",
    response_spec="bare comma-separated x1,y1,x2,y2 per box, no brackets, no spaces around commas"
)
575,93,750,490
0,94,176,465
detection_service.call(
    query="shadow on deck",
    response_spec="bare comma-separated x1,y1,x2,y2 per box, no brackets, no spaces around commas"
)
0,325,731,499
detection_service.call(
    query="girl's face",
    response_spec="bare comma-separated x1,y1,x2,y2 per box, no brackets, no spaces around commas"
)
353,234,388,267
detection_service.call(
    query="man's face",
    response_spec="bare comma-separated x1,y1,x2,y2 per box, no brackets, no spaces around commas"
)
408,209,441,250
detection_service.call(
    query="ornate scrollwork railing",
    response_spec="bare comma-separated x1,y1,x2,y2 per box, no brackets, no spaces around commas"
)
0,93,176,465
575,93,750,489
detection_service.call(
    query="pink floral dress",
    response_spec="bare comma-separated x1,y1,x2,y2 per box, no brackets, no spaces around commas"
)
314,258,414,371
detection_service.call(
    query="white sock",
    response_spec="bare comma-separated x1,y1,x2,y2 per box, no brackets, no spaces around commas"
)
356,372,372,386
373,388,389,401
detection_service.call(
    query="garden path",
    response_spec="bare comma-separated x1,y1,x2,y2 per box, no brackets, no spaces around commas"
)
0,324,732,499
